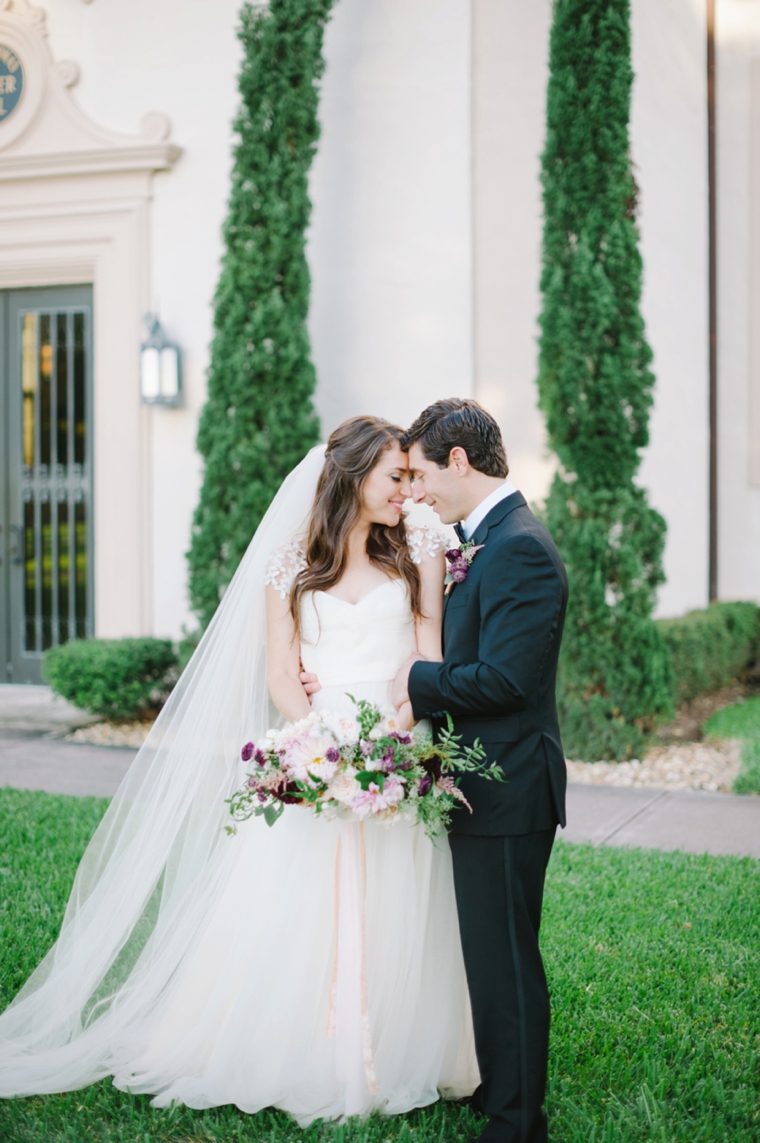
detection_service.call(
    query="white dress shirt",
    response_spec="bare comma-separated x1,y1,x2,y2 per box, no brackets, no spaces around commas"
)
461,480,517,541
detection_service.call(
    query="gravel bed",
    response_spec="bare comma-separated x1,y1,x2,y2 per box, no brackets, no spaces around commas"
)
68,723,742,793
65,721,154,748
566,739,741,793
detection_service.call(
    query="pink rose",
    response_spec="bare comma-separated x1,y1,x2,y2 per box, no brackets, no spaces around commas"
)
349,778,405,819
328,771,361,804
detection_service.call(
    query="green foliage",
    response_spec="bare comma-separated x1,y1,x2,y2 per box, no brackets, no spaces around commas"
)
43,637,178,720
658,601,760,706
177,625,202,672
537,0,671,759
705,694,760,795
2,788,759,1140
187,0,334,628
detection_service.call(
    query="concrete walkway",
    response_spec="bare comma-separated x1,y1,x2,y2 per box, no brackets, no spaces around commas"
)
0,735,136,799
0,732,758,860
0,684,98,736
562,784,760,860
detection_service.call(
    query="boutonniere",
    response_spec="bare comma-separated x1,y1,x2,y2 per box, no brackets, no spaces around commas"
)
444,542,484,594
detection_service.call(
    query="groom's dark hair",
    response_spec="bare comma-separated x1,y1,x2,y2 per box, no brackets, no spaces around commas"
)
400,398,508,478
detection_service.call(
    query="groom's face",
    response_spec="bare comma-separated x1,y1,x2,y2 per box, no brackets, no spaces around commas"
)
407,442,468,525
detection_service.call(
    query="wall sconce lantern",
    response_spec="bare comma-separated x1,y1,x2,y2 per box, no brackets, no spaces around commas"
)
140,313,181,406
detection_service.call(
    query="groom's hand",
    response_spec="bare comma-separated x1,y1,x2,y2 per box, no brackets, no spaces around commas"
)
391,654,423,711
299,663,322,704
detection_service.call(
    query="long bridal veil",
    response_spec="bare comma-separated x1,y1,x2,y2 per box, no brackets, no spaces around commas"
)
0,444,329,1096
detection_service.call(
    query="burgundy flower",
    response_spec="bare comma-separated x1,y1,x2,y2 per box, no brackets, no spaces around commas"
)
241,742,255,762
445,548,461,563
326,747,340,763
422,755,442,783
450,565,468,583
255,749,267,767
418,776,432,797
273,781,302,805
378,746,397,773
390,730,412,745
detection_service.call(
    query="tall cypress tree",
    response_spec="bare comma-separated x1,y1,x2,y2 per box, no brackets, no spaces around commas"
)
188,0,334,628
537,0,672,759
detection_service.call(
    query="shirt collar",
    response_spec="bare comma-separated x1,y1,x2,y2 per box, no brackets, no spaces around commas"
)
461,480,517,542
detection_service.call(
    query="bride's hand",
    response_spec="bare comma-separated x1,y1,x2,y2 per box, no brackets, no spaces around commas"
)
390,652,423,711
299,666,322,704
396,701,416,731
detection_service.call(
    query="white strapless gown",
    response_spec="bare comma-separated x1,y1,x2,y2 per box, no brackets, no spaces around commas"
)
111,580,479,1124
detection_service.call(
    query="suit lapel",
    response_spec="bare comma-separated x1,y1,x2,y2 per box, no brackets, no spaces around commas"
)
471,490,525,546
443,492,525,641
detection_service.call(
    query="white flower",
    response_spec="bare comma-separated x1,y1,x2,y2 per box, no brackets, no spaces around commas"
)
308,755,339,782
283,732,332,784
321,712,359,746
328,769,361,804
368,707,402,739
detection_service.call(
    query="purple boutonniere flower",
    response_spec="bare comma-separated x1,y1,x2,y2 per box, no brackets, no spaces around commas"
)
444,541,484,594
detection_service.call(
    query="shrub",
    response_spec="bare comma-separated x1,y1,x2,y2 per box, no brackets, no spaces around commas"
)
43,638,178,721
704,693,760,795
187,0,334,629
657,602,760,707
538,0,672,759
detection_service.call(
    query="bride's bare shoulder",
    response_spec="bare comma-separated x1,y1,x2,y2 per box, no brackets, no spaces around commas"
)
406,524,449,565
264,538,308,599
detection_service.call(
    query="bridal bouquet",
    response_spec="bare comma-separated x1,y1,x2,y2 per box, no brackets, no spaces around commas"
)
226,698,503,840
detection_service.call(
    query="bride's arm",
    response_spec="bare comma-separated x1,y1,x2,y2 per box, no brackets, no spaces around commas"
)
393,550,445,729
414,547,445,662
266,584,312,722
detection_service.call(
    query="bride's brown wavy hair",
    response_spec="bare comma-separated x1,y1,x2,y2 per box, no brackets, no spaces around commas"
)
290,416,422,637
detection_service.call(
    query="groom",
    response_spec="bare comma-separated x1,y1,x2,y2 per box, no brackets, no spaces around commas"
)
391,399,568,1143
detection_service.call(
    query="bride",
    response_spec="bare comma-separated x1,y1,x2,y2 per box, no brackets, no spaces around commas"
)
0,415,478,1124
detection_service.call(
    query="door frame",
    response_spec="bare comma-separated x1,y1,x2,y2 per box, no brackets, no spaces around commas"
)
0,174,158,643
2,285,94,683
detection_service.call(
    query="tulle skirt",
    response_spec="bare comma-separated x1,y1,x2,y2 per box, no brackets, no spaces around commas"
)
110,684,479,1123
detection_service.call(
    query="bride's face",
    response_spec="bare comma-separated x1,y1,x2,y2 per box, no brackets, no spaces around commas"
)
358,443,412,528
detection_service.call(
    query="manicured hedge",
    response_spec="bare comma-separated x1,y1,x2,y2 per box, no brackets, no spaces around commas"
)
187,0,332,628
43,638,178,721
537,0,671,760
657,601,760,707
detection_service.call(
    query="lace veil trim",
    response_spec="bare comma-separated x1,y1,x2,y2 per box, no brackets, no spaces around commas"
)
265,525,447,600
407,524,447,566
265,539,308,600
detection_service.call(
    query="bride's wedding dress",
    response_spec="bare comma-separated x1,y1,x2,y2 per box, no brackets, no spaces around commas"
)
0,446,477,1124
110,535,478,1122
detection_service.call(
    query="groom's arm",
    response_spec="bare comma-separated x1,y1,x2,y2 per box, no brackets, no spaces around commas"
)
405,535,564,719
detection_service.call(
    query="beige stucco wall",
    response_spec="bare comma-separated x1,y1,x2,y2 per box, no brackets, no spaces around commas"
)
471,0,554,507
3,0,757,644
470,0,732,617
307,0,474,434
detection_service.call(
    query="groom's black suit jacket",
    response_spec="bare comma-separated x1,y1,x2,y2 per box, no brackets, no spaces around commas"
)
409,492,568,837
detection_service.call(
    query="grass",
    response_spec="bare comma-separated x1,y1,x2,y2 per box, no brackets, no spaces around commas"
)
0,788,758,1142
705,695,760,795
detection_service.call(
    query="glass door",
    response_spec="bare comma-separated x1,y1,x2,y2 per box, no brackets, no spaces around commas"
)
1,286,93,684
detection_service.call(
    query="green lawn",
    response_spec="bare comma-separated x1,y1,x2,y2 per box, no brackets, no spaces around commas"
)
705,695,760,795
0,787,758,1142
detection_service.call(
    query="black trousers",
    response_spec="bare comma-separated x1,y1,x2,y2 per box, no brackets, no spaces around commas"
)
449,829,556,1143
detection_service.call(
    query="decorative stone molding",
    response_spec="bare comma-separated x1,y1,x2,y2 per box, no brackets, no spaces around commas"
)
0,0,181,179
0,0,182,637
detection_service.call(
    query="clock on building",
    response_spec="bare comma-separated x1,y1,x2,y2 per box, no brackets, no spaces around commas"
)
0,44,23,122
